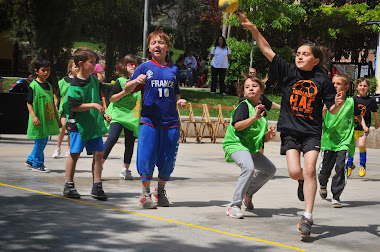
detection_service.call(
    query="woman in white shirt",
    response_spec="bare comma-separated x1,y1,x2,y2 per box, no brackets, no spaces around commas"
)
210,36,231,95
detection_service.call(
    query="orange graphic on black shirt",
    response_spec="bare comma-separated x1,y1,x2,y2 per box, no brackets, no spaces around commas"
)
44,101,55,120
354,104,366,126
289,80,318,120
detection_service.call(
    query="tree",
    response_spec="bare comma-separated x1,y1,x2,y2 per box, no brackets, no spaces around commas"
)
1,0,78,84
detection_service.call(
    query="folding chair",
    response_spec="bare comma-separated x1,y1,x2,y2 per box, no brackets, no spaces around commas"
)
183,103,201,143
197,104,214,143
213,104,235,142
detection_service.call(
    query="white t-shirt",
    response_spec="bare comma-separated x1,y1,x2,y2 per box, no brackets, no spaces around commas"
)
210,46,231,69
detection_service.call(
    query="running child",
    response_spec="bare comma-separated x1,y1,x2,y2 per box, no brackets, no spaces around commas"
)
318,73,362,208
124,30,187,209
223,76,276,219
237,13,344,237
25,58,61,172
102,54,143,180
62,47,111,200
52,59,79,158
347,77,379,177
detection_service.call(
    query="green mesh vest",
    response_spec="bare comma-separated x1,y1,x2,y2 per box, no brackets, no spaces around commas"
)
58,77,71,116
63,75,107,141
27,80,59,139
321,97,356,156
105,77,142,137
223,99,268,162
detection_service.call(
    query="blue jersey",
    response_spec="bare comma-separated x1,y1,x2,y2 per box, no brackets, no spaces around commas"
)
130,59,181,128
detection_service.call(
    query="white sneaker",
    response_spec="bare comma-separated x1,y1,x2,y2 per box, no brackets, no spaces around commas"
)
52,148,61,158
65,149,70,157
226,204,244,219
332,198,342,208
120,169,133,180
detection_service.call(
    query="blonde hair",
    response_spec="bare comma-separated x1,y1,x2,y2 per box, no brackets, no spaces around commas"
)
333,73,350,86
67,59,76,74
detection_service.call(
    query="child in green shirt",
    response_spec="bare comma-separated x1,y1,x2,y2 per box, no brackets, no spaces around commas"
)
223,76,276,219
319,73,362,208
62,47,111,200
25,58,61,172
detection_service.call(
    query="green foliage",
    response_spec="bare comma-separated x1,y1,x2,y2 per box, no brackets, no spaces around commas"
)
223,37,252,94
233,0,306,31
368,77,378,94
2,78,20,92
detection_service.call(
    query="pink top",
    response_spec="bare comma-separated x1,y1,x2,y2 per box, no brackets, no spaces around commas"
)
94,63,103,74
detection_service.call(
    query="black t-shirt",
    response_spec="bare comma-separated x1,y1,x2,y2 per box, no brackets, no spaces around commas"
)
270,55,336,137
259,94,273,117
109,80,123,98
66,76,102,131
26,81,50,103
232,98,249,126
353,96,378,130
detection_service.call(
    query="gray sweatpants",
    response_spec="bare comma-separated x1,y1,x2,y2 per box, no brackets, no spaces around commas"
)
230,150,276,206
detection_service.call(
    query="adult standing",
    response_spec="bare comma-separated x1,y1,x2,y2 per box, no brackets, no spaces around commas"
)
210,36,231,95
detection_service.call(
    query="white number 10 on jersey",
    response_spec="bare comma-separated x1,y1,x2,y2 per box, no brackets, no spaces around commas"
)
158,88,170,97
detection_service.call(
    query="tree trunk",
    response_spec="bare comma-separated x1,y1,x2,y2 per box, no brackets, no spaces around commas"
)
105,0,115,83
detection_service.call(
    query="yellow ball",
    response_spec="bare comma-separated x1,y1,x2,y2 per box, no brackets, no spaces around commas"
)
219,0,239,14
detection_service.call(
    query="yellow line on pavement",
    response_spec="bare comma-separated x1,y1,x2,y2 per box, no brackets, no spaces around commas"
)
0,182,307,251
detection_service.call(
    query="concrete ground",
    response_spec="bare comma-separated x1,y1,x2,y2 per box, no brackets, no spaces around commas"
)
0,134,379,252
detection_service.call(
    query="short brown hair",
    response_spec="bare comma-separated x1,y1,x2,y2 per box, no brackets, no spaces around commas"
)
355,77,370,88
147,31,170,47
333,73,350,86
115,54,142,78
72,47,98,66
236,74,266,100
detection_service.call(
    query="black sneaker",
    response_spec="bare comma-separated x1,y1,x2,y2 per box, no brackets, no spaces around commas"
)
91,182,107,201
319,185,327,199
297,180,304,201
63,183,81,199
297,216,313,237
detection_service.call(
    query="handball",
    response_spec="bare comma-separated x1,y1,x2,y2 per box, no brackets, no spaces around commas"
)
219,0,239,14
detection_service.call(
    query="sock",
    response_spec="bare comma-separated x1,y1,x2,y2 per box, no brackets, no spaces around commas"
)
157,183,165,193
94,181,102,184
347,155,354,167
65,180,73,184
142,187,150,194
359,150,366,168
304,212,312,220
122,167,127,172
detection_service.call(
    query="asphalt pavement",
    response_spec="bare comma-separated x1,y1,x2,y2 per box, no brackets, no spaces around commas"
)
0,134,379,252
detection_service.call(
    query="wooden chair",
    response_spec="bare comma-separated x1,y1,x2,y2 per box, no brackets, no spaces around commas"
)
183,103,201,143
212,104,235,142
197,104,214,143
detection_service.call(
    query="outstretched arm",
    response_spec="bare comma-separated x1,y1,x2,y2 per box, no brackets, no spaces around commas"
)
373,111,379,129
237,13,275,62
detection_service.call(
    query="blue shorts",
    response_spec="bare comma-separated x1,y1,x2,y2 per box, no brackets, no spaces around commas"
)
136,123,180,181
69,130,104,155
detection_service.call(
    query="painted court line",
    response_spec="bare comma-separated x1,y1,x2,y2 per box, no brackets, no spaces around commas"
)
0,182,307,251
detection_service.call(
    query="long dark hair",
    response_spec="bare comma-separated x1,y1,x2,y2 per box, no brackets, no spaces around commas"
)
214,36,227,49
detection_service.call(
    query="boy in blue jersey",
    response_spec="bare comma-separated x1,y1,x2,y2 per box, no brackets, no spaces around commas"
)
124,31,187,209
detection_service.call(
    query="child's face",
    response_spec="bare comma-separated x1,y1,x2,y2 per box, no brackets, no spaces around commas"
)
79,56,96,75
295,45,319,71
356,81,369,96
126,62,138,76
332,76,349,93
243,79,263,100
149,35,169,61
35,66,51,82
70,64,79,76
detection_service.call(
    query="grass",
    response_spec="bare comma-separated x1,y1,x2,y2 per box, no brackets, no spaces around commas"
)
2,77,20,91
73,41,105,52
